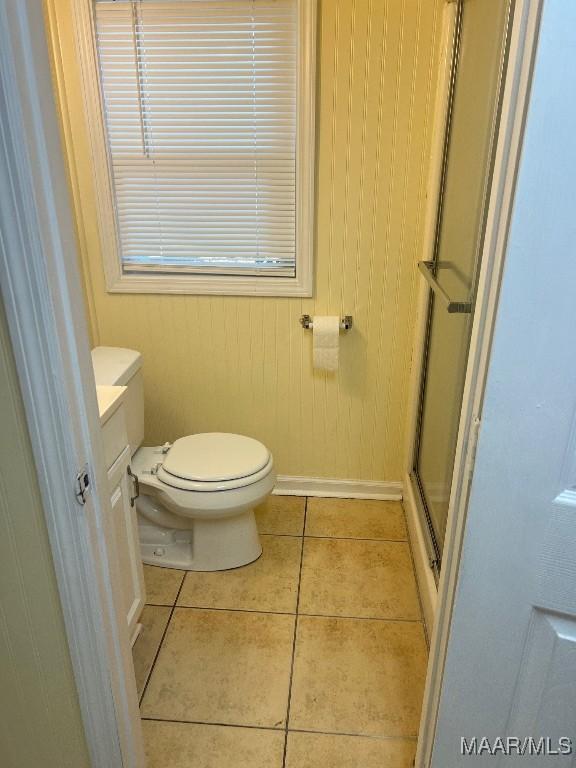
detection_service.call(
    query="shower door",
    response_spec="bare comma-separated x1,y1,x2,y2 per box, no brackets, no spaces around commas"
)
412,0,513,576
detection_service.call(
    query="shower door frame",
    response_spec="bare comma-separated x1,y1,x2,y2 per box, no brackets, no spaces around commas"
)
406,0,517,591
415,0,515,580
405,0,543,763
410,0,466,580
403,0,540,630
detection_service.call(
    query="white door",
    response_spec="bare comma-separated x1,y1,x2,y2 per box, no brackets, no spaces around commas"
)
0,2,145,765
430,0,576,764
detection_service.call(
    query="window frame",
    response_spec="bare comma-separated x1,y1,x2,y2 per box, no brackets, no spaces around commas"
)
74,0,316,297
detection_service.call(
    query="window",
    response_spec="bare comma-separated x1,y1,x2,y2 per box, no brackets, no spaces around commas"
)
87,0,316,295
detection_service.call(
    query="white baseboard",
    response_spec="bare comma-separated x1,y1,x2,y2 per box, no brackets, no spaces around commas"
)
404,473,437,636
273,475,403,501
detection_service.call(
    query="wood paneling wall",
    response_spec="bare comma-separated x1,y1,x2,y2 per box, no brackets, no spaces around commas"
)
48,0,443,481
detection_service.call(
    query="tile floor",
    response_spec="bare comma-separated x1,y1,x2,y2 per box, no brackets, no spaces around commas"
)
134,496,428,768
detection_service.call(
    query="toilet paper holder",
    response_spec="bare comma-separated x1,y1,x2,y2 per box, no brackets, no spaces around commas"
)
299,314,353,331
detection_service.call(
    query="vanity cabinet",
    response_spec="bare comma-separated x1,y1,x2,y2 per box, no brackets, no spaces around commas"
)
99,387,146,645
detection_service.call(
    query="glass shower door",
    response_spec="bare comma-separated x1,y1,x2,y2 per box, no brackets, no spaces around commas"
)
412,0,512,573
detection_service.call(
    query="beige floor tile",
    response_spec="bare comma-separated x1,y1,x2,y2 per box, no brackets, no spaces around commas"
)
142,608,295,727
305,498,407,540
290,616,427,738
299,538,420,620
143,720,285,768
132,606,171,698
178,535,302,613
285,732,416,768
255,495,306,536
144,564,185,606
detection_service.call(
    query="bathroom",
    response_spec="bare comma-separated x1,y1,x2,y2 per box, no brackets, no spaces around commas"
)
5,0,575,767
53,0,446,760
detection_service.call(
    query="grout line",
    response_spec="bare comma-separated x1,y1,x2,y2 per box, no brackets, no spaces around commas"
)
288,726,419,742
140,716,418,742
141,716,284,732
147,602,423,625
282,497,307,768
400,501,430,648
173,605,296,617
298,613,423,624
139,572,187,706
303,534,409,543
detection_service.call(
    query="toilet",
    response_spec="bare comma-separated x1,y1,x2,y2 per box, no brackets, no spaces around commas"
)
91,347,275,571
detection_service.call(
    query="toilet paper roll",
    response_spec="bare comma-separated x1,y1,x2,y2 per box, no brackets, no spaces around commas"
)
313,316,340,371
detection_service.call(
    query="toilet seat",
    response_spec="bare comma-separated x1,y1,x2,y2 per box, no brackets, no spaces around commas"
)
157,455,274,492
155,432,274,493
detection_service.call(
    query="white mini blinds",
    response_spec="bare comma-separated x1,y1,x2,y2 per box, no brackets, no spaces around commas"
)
94,0,300,277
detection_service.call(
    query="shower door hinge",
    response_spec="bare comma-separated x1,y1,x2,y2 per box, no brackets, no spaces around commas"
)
75,464,91,506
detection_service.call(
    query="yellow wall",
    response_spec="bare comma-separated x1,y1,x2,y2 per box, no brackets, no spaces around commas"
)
48,0,442,481
0,295,91,768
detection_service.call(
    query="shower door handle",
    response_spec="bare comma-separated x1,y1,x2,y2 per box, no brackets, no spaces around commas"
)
418,260,472,314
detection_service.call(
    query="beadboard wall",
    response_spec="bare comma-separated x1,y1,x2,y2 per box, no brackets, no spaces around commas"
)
47,0,443,482
0,297,91,767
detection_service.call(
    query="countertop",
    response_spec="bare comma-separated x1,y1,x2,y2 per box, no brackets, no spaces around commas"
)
96,384,127,425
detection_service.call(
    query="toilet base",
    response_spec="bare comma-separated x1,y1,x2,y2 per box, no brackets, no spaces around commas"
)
138,510,262,571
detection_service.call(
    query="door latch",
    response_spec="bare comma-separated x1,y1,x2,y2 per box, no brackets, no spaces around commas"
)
75,465,91,506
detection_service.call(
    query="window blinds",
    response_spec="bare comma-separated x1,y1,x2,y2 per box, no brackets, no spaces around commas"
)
94,0,298,276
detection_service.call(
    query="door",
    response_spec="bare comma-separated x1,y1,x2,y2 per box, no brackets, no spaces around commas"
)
431,0,576,762
412,0,513,573
0,2,145,764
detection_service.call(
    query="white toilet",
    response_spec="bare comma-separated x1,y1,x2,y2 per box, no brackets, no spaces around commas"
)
91,347,275,571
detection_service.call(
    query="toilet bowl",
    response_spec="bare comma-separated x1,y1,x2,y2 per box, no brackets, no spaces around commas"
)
132,435,275,570
91,346,275,571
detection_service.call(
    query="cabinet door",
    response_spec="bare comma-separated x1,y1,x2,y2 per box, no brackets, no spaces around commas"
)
108,446,146,644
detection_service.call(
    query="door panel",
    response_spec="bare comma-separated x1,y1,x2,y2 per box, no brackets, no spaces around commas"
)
506,611,576,739
414,0,512,564
108,446,146,644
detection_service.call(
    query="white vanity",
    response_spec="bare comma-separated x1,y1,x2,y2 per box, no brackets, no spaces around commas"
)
96,384,146,645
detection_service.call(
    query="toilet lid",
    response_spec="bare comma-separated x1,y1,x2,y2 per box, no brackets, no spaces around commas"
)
161,433,271,483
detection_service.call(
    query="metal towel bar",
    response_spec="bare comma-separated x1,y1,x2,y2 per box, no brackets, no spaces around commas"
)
417,260,472,314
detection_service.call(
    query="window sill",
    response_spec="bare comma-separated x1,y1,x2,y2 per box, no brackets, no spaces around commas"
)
106,270,313,297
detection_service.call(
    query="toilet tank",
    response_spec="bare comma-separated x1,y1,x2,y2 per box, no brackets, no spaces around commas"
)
91,347,144,455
